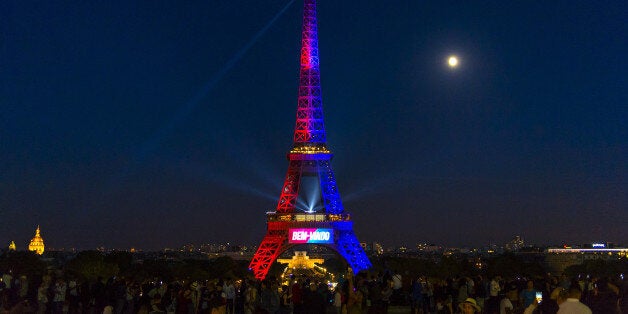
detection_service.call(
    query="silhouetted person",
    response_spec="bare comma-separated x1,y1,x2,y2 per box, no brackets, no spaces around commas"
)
302,283,325,314
587,278,619,314
557,286,591,314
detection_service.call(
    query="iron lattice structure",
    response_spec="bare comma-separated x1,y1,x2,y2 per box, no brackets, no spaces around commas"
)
249,0,371,280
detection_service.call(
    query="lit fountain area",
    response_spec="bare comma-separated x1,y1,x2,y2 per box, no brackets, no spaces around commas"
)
277,250,338,290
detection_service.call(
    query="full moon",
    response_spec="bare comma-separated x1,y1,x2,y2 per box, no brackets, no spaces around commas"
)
448,56,459,68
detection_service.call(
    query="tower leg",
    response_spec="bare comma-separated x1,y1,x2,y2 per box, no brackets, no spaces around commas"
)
249,234,290,280
335,228,372,274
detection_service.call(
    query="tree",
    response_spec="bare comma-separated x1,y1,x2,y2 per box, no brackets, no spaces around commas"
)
104,251,133,274
173,260,211,281
564,258,628,278
64,251,118,281
208,256,237,278
0,250,47,281
485,253,523,279
438,256,464,277
322,257,348,275
128,259,174,283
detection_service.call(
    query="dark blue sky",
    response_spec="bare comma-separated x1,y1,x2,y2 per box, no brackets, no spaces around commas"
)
1,1,626,250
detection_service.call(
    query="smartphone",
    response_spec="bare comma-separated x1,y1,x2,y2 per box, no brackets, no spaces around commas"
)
535,291,543,303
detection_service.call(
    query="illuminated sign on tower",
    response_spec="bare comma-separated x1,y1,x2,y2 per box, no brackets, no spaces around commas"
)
289,228,334,244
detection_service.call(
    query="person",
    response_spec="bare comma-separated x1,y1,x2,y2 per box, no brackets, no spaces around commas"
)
345,274,363,314
410,277,423,314
279,285,292,314
259,280,279,314
222,279,235,314
302,282,325,314
17,275,28,299
52,278,67,314
150,293,165,313
489,276,502,297
291,280,303,314
92,277,107,313
67,280,80,314
190,282,202,314
457,277,470,307
486,276,501,314
391,272,402,291
2,272,12,291
112,278,127,314
459,298,481,314
535,287,564,314
558,275,570,290
37,279,49,314
475,276,487,310
381,281,393,313
244,280,259,314
619,279,628,314
587,278,620,314
200,284,212,313
210,284,227,314
557,286,591,314
519,280,538,309
333,287,342,314
177,284,194,314
499,284,517,314
391,271,402,305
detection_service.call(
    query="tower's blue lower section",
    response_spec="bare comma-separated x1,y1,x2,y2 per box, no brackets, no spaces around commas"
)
333,221,372,273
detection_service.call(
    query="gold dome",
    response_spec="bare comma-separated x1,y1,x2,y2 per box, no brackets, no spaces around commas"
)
8,241,16,251
28,226,45,255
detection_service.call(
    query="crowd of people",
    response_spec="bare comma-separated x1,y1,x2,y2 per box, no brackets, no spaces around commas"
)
0,272,246,314
401,273,627,314
0,269,627,314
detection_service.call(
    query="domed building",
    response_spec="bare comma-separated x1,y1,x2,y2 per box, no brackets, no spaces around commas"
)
28,226,45,255
8,241,16,251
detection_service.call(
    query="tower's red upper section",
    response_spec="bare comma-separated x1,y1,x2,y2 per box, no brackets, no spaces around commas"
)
293,0,326,146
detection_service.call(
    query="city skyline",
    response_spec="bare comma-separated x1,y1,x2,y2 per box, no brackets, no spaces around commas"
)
7,226,624,253
2,1,626,250
4,225,624,253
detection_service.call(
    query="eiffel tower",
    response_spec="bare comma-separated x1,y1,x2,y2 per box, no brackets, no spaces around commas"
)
249,0,371,280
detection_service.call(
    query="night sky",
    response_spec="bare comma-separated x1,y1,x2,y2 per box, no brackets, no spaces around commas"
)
1,1,626,250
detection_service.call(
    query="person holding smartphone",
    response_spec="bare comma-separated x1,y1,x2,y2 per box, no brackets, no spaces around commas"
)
522,291,543,314
519,280,540,308
523,288,567,314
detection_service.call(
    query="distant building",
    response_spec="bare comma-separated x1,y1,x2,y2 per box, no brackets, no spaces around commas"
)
505,236,524,251
545,243,628,274
417,243,442,253
373,242,384,255
181,243,196,252
8,241,16,251
28,226,45,255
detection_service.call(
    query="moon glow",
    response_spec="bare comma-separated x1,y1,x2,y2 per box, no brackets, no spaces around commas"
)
448,56,459,68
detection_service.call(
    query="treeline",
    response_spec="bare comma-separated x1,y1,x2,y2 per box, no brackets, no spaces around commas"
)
365,254,628,279
1,250,627,284
0,250,250,283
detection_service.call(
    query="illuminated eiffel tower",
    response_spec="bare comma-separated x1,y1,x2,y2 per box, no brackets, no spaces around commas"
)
249,0,371,280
